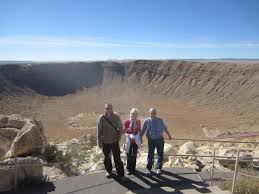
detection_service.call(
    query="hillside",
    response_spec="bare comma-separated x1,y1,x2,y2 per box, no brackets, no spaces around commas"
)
0,60,259,141
124,60,259,115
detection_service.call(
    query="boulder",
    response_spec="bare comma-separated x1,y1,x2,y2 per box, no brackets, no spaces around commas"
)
0,167,13,192
0,115,47,159
136,152,148,168
163,156,174,168
218,148,252,167
252,150,259,169
0,136,12,158
6,115,27,129
0,128,19,140
178,141,198,155
0,156,44,192
164,143,173,154
196,145,214,164
0,115,8,128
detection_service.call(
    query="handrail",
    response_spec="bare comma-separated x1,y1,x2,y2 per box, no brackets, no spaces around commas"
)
169,137,259,144
1,137,259,193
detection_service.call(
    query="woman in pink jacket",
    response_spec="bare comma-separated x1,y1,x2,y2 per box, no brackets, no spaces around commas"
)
123,108,141,175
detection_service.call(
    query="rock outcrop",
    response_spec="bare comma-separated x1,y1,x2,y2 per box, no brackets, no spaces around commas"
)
0,156,44,192
0,115,47,159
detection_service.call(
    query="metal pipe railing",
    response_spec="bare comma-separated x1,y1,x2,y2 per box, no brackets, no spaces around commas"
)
168,137,259,194
1,137,258,193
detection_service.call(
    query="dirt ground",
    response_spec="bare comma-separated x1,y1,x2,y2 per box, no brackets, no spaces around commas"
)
1,88,250,143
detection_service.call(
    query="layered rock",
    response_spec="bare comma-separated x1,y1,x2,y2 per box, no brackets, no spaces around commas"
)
0,115,47,159
0,156,44,192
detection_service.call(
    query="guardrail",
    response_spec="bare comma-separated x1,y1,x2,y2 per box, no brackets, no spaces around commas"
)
169,137,259,194
1,137,259,194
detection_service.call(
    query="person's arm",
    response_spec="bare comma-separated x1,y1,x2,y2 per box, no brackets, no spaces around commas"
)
97,116,103,148
137,120,141,134
117,116,123,141
123,120,130,133
141,120,147,137
137,120,143,143
162,119,172,140
164,127,173,140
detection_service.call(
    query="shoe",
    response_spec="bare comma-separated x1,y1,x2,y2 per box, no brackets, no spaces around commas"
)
127,171,132,175
119,176,127,183
106,172,112,178
146,169,151,175
156,169,162,175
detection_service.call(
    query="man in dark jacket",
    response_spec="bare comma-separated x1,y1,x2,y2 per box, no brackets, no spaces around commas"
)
97,103,126,182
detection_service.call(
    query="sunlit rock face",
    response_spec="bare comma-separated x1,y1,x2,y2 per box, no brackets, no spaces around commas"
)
0,114,47,159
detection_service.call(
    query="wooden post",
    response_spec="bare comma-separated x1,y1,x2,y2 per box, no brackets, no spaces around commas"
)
231,149,240,194
210,147,216,186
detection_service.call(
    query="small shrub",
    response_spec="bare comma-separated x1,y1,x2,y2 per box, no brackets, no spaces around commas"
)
42,144,59,162
42,144,72,164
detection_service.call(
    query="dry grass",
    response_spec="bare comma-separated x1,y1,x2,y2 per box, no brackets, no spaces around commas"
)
220,176,259,194
0,88,250,143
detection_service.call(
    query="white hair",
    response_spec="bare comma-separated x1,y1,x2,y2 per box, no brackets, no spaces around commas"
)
130,108,139,117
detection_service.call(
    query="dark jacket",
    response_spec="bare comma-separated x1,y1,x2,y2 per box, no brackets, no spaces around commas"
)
97,113,123,144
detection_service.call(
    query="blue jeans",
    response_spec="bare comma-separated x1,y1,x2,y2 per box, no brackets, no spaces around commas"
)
147,138,164,170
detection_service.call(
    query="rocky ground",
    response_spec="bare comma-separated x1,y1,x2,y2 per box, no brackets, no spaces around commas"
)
41,135,259,182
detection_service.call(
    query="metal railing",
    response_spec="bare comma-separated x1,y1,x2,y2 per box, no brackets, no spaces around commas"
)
1,137,259,194
169,137,259,194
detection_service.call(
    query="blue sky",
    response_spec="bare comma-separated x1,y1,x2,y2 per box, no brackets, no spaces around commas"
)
0,0,259,61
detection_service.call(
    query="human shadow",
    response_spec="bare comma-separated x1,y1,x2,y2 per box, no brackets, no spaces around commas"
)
132,169,211,194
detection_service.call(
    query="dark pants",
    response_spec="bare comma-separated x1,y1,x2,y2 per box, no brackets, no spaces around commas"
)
126,143,138,173
102,141,124,176
146,138,164,170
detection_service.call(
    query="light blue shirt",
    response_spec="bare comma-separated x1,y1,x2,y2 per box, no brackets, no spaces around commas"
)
142,117,167,140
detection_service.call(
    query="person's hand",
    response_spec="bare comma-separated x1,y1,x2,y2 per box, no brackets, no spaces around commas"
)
98,143,102,149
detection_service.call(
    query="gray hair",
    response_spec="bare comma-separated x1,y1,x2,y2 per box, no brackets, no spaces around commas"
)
149,108,157,114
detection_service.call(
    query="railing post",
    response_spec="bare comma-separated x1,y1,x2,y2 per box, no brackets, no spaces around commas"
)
210,147,216,186
231,149,240,194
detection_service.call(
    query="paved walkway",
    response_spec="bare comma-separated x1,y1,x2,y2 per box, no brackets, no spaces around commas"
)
3,168,230,194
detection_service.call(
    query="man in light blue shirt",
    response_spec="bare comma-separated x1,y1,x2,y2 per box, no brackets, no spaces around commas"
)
141,108,173,175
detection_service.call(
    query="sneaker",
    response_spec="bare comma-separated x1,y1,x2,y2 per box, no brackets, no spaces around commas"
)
156,169,162,175
127,171,132,175
119,176,127,183
106,172,112,178
146,169,151,175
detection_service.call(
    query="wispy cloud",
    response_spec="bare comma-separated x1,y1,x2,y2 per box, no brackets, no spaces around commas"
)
0,36,259,49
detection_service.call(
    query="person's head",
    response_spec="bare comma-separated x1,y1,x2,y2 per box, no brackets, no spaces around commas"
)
130,108,139,120
149,108,157,119
104,103,113,115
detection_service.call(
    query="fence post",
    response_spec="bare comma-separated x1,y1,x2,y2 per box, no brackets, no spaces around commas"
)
210,147,216,186
13,144,18,190
231,149,240,194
